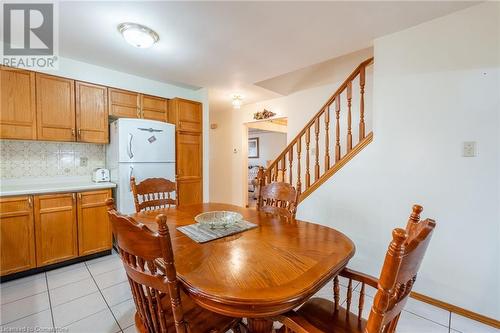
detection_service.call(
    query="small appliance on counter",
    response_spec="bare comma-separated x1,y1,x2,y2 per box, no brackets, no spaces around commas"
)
92,168,110,182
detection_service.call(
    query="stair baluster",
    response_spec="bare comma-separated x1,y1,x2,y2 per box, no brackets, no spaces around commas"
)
305,127,311,189
314,118,320,181
335,95,341,162
359,65,366,141
347,81,353,152
296,138,302,193
281,156,286,182
325,107,330,170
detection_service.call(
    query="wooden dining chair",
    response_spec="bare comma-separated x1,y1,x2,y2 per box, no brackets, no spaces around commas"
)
106,198,243,333
256,167,300,221
277,205,436,333
130,176,177,212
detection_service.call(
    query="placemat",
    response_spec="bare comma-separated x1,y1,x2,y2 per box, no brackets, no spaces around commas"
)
177,221,257,243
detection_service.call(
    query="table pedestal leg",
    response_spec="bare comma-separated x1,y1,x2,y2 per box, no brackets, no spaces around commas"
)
247,318,273,333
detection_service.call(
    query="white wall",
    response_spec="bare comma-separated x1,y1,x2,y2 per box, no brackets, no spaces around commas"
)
298,2,499,318
35,56,211,201
248,131,287,167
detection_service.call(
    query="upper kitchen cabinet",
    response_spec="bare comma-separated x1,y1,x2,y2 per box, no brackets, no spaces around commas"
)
0,66,37,140
141,94,167,122
168,98,202,132
76,81,108,143
36,73,76,141
108,88,140,119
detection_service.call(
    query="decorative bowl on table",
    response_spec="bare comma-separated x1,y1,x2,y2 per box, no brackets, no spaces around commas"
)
194,211,243,229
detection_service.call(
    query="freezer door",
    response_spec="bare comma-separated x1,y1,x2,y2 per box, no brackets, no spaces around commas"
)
116,162,176,215
117,119,175,163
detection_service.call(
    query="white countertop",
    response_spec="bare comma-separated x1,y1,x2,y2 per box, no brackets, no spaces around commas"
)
0,176,116,197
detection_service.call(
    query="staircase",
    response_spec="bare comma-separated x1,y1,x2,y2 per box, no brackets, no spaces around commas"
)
263,58,374,202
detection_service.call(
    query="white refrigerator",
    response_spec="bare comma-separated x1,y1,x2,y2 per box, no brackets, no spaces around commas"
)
106,118,176,214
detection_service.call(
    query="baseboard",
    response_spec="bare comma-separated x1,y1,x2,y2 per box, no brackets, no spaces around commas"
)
410,291,500,329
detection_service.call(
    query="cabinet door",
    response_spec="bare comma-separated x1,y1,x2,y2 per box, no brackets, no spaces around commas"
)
36,73,76,141
0,196,36,276
34,193,78,266
108,88,140,118
0,67,37,140
141,95,167,122
76,81,108,143
77,189,112,256
177,179,202,206
168,98,202,132
177,131,202,205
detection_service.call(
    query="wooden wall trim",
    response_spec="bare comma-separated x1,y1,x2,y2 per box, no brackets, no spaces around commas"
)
410,291,500,329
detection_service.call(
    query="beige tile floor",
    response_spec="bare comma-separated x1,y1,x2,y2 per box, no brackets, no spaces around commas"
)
0,251,497,333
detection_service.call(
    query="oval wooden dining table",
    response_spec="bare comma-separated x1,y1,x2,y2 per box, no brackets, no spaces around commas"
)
130,203,355,333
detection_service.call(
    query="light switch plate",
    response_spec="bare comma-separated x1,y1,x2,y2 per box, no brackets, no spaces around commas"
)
463,142,476,157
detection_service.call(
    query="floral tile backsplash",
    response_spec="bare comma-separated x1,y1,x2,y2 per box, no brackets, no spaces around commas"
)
0,140,105,179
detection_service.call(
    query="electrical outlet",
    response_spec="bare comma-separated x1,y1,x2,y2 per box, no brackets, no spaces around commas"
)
463,142,476,157
80,157,88,167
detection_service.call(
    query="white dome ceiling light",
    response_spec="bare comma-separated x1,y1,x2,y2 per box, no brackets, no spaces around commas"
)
118,23,159,48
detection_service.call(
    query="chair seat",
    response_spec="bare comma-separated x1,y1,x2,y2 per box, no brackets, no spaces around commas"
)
295,297,367,333
135,289,239,333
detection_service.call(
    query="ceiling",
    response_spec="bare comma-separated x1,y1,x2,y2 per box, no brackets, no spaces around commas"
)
58,1,479,111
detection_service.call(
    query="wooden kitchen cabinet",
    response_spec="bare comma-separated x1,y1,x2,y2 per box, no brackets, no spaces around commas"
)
176,131,203,205
76,81,108,143
34,193,78,267
0,196,36,276
168,98,202,132
0,67,37,140
77,189,112,256
168,98,203,205
36,73,76,141
108,88,140,119
141,94,167,121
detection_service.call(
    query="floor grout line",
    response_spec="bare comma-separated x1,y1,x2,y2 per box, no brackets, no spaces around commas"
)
85,260,124,332
44,273,56,333
1,308,51,326
1,289,48,306
46,265,124,292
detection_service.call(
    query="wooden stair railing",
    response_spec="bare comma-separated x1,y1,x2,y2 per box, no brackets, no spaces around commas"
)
264,58,374,202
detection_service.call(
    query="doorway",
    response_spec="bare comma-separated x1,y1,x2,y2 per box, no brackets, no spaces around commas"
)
245,117,287,208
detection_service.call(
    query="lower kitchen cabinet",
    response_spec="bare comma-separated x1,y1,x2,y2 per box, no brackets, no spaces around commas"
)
77,189,112,256
0,189,114,277
0,196,36,276
34,193,78,266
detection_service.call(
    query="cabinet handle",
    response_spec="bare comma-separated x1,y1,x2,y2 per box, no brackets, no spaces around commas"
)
78,193,82,200
28,196,32,207
71,128,76,136
77,129,81,139
72,193,76,203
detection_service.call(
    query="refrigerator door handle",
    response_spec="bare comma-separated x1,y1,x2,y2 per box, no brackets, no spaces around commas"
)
129,166,134,190
127,133,134,159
